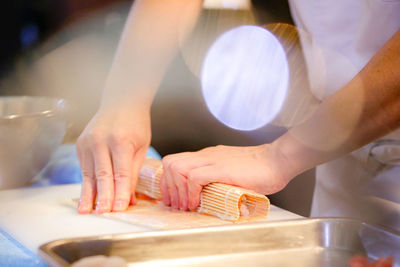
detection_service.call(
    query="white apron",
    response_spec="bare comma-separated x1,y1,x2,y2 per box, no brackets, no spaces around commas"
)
288,0,400,231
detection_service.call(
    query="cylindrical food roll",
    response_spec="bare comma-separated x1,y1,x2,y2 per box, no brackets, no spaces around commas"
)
136,158,270,221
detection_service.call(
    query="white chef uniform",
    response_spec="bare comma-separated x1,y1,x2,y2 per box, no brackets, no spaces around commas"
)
288,0,400,231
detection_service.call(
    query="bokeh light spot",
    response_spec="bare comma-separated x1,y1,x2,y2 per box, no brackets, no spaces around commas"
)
201,25,289,131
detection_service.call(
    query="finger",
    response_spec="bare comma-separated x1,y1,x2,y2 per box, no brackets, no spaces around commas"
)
110,142,134,212
91,142,114,214
162,152,210,172
164,158,195,211
162,154,211,209
164,166,180,209
77,145,96,214
129,148,147,205
160,172,171,206
187,165,221,211
172,172,189,211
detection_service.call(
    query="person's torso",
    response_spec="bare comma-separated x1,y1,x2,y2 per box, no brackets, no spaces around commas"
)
288,0,400,231
289,0,400,99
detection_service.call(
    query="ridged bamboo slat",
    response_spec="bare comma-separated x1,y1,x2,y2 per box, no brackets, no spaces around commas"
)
136,158,270,221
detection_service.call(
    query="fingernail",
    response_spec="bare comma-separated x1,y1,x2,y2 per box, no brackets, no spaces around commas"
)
95,200,111,213
78,202,91,214
113,200,128,211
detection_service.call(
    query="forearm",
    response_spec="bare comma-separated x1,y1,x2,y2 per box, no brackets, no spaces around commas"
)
101,0,203,110
275,29,400,177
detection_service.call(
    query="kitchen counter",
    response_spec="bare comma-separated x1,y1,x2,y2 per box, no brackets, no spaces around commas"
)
0,145,302,266
0,184,302,266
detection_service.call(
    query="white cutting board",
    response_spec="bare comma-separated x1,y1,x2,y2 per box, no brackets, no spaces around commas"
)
0,184,302,254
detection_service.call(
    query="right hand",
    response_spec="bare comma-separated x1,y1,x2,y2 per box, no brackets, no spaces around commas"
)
160,144,296,211
76,105,151,214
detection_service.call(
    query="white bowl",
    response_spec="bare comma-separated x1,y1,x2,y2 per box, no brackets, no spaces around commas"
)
0,96,67,189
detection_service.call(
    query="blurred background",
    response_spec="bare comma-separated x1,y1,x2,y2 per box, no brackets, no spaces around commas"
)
0,0,315,216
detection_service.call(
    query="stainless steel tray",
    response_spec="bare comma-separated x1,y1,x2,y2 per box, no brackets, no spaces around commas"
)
39,218,400,267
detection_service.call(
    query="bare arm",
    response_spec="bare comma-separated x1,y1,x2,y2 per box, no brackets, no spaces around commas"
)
102,0,203,109
160,29,400,211
77,0,203,214
276,29,400,178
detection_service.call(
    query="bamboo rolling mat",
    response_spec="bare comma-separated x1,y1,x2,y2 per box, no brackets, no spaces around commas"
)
136,158,269,221
68,158,270,229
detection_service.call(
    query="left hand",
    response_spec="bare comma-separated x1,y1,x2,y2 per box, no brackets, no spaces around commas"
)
77,105,151,214
160,144,295,211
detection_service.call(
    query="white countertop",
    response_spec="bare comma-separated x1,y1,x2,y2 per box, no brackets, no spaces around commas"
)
0,184,302,254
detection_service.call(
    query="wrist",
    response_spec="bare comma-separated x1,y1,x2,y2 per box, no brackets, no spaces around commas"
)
101,75,156,113
95,99,151,123
99,88,153,113
269,132,313,180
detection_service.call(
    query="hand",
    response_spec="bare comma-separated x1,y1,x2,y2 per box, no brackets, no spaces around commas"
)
349,255,393,267
76,105,151,214
160,144,295,211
